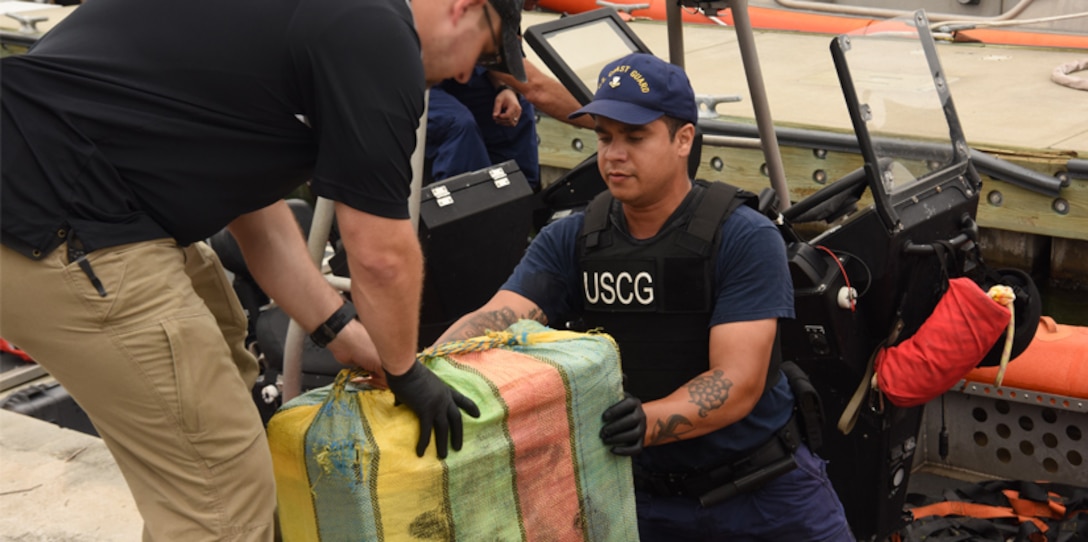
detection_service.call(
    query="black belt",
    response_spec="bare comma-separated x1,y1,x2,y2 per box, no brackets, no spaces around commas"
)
633,415,803,507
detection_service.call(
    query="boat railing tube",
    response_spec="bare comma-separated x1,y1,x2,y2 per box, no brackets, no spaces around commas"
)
700,118,860,154
780,164,866,223
697,119,1064,197
1067,158,1088,181
969,149,1063,197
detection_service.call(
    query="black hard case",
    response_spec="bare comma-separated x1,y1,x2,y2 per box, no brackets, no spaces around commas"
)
2,381,98,437
417,160,534,347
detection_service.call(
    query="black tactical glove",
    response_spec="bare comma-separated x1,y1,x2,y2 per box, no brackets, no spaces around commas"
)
385,361,481,459
600,392,646,456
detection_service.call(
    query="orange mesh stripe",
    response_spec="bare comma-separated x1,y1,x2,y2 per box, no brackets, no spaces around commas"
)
459,350,584,542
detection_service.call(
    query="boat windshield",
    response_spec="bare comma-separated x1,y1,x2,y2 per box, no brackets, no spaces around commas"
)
525,9,651,105
834,11,966,198
544,19,640,97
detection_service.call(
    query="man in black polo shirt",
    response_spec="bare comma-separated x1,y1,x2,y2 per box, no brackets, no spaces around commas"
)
0,0,525,538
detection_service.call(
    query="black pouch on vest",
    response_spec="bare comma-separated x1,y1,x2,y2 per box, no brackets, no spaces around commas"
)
781,361,824,452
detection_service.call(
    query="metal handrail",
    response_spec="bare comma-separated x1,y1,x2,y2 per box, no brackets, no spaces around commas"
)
672,0,792,211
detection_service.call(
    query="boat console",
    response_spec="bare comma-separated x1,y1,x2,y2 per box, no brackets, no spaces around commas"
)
777,12,986,539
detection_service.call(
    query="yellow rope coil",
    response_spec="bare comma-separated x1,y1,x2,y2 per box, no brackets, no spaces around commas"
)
987,285,1016,387
418,325,617,360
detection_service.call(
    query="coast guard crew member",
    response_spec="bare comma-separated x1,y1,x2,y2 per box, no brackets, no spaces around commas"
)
435,53,854,541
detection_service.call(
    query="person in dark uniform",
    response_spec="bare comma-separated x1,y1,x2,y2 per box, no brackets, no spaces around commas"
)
427,66,540,187
426,60,593,191
435,53,854,541
0,0,525,538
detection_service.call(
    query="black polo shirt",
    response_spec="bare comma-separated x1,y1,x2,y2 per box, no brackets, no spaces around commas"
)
1,0,423,259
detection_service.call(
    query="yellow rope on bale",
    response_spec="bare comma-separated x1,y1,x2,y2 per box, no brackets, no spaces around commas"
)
418,323,616,360
987,285,1016,387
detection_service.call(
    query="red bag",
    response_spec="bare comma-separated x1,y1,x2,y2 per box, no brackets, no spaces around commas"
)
874,277,1010,407
0,337,33,362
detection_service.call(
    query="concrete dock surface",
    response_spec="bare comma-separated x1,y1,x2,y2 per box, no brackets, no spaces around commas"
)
0,408,141,541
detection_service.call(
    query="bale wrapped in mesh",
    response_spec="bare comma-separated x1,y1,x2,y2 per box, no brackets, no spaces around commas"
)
267,319,639,541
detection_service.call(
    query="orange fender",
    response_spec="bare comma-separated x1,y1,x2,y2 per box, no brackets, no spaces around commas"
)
535,0,1088,49
964,317,1088,400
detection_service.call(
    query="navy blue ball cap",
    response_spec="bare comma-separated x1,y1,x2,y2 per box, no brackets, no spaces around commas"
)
569,53,697,126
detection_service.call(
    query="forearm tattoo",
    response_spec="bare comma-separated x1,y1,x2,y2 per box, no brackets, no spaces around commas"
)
445,306,546,340
687,370,733,417
645,371,733,445
648,415,695,445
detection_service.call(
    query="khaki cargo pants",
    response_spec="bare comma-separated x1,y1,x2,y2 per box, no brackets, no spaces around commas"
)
0,239,276,541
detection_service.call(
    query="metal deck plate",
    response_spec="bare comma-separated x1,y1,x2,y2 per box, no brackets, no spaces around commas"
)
918,390,1087,486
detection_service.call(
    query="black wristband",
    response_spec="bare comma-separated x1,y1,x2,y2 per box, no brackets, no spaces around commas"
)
495,84,516,95
309,300,357,348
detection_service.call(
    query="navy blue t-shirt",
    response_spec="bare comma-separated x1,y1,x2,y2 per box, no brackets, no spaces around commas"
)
503,197,796,472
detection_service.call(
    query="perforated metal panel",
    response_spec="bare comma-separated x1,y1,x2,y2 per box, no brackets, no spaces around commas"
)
918,387,1087,485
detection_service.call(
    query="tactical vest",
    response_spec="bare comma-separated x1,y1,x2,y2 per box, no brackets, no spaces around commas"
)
578,180,778,401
